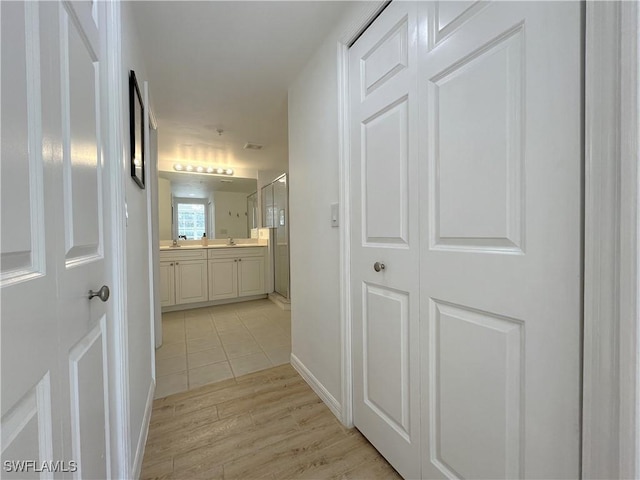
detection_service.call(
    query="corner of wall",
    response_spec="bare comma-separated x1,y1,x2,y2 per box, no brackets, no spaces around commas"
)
290,354,342,420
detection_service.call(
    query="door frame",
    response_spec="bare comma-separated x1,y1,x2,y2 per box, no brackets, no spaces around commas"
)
145,81,161,353
336,2,639,478
581,2,639,478
99,0,131,477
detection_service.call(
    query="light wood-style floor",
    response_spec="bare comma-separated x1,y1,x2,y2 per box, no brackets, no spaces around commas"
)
141,364,401,480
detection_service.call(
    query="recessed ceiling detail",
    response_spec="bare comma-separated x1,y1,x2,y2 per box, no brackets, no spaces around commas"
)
243,142,263,151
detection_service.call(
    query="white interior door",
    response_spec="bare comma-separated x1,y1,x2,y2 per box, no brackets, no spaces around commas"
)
419,2,582,478
1,1,114,478
350,2,582,478
349,3,421,479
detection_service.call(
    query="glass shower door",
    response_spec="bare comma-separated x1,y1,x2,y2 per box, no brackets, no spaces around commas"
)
273,175,289,298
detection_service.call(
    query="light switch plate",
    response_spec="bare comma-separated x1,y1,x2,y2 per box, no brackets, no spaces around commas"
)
331,203,339,227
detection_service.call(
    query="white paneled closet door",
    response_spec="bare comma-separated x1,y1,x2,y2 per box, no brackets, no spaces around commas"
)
349,3,421,479
350,2,583,479
1,1,115,478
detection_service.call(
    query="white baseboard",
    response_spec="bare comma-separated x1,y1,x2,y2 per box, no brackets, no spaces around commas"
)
290,353,342,420
131,380,155,479
268,292,291,311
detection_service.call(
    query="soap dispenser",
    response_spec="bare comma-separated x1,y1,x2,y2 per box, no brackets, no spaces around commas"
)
201,233,208,246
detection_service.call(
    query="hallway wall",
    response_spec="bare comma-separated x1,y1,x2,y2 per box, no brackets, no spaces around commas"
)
121,2,154,475
288,1,383,416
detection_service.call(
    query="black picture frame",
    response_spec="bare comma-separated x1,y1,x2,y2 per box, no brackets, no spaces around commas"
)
129,70,145,189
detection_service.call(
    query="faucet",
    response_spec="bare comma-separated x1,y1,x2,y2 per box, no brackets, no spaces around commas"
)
227,237,236,246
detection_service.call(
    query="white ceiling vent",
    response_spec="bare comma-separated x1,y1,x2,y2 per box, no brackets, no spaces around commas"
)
243,142,263,150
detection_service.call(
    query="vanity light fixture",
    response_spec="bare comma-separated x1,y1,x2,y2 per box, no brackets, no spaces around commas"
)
173,163,234,176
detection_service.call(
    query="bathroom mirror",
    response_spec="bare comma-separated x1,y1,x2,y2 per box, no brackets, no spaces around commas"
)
158,171,257,240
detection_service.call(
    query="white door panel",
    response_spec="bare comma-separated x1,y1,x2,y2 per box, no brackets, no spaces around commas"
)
420,3,581,478
68,319,109,480
1,1,114,477
362,284,411,438
351,2,582,478
56,2,111,477
1,2,61,474
350,3,421,479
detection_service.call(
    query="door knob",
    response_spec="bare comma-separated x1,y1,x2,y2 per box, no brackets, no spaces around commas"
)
373,262,385,272
88,285,110,302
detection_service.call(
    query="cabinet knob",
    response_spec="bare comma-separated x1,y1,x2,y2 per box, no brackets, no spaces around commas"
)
238,258,242,262
176,262,179,265
234,259,237,262
170,263,174,266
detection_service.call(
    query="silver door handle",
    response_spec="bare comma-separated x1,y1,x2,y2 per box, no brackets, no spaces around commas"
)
373,262,385,272
88,285,110,302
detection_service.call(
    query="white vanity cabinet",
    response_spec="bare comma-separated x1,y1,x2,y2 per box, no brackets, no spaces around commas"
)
159,249,208,306
159,260,176,307
208,257,238,300
208,247,266,300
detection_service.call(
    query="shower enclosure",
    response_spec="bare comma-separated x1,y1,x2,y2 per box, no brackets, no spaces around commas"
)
247,191,258,232
261,174,289,299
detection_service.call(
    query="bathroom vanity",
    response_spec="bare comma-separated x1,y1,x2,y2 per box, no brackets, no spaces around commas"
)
159,245,267,310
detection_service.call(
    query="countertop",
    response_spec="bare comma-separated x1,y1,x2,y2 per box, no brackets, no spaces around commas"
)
159,244,265,251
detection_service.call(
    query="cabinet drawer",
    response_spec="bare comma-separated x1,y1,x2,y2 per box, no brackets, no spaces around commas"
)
160,249,206,261
207,247,265,259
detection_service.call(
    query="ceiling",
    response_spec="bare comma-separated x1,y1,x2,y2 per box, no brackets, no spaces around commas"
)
130,1,355,176
160,171,257,198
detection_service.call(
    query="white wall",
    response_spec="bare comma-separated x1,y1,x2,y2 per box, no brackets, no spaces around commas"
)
288,2,379,413
158,177,171,239
120,2,154,474
214,191,249,239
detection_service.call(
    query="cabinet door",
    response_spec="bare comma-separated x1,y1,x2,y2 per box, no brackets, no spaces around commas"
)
208,258,238,300
159,261,175,307
175,260,208,304
237,256,265,297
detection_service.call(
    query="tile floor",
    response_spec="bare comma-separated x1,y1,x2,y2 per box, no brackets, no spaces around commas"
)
155,299,291,398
